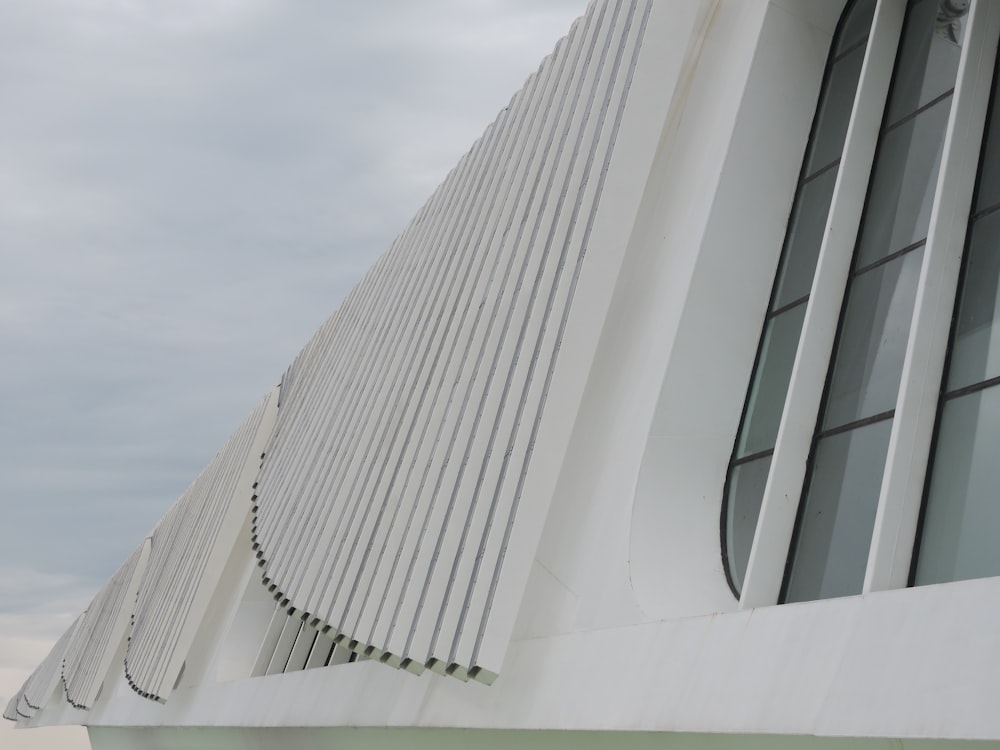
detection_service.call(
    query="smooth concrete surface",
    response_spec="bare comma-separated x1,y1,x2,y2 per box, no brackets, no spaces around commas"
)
22,577,1000,741
12,0,1000,747
87,728,1000,750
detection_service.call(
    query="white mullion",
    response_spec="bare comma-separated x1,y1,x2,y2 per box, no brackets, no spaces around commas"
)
249,605,285,677
739,0,905,609
283,623,317,673
304,630,335,669
264,618,302,676
865,0,1000,593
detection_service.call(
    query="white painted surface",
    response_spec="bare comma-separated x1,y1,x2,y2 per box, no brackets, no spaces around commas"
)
125,387,278,701
7,617,80,720
249,0,666,682
61,539,149,709
84,728,1000,750
24,578,1000,741
632,0,829,621
10,0,1000,745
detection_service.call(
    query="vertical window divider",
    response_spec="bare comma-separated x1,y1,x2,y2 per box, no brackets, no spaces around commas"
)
739,0,905,610
864,0,1000,594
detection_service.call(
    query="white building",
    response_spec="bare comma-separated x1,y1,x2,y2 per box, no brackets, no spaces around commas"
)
7,0,1000,747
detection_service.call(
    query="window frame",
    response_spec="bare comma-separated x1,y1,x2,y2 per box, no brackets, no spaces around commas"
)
729,0,1000,608
909,40,1000,587
720,0,877,598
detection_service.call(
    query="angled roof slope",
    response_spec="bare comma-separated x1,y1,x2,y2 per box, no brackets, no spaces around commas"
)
125,388,277,701
251,0,653,682
61,539,149,709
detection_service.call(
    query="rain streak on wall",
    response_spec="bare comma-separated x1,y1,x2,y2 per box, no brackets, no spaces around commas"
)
251,0,652,683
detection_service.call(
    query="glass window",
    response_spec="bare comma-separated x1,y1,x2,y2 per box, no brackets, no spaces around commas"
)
805,43,870,175
855,100,950,267
914,387,1000,585
835,0,877,57
783,419,893,603
737,305,807,458
724,456,771,593
884,0,966,124
973,112,1000,211
721,0,875,597
912,53,1000,588
782,0,966,603
946,209,1000,391
773,169,839,307
822,250,923,429
724,0,993,604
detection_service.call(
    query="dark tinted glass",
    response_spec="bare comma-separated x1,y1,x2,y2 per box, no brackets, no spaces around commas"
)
737,305,808,458
784,419,893,603
723,0,876,597
773,169,839,307
823,250,923,429
974,92,1000,211
834,0,877,57
856,99,950,267
915,387,1000,585
725,456,772,592
947,210,1000,391
805,45,868,175
885,0,967,124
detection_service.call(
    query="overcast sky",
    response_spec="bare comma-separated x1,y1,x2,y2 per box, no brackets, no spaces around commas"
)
0,1,584,746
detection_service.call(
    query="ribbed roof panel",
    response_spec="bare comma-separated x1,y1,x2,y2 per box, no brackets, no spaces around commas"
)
61,539,150,709
125,387,278,702
252,0,652,682
10,616,81,720
2,694,17,722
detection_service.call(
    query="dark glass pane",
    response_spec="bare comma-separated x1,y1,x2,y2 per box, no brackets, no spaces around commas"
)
805,45,867,175
885,0,967,125
948,210,1000,391
915,386,1000,585
784,419,893,603
834,0,877,58
773,169,838,308
975,79,1000,212
824,250,923,429
737,305,807,457
723,0,876,597
725,455,772,594
856,98,950,267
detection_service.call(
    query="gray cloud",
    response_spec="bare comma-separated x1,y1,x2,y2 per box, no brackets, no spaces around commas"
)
0,0,583,608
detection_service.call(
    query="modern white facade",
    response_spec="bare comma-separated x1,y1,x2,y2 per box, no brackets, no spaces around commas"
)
8,0,1000,747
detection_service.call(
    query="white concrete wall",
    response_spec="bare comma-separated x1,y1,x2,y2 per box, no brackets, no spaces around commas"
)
86,727,1000,750
15,0,1000,745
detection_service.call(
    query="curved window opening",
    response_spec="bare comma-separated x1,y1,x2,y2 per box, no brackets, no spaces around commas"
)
723,0,999,605
722,0,877,597
782,0,969,603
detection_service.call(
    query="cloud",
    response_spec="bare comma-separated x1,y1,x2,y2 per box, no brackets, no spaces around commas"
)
0,567,94,622
0,4,582,745
0,0,584,695
0,567,90,744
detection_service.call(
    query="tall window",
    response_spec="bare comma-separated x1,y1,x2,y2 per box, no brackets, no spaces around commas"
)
912,55,1000,586
724,0,1000,605
783,0,966,603
722,0,877,596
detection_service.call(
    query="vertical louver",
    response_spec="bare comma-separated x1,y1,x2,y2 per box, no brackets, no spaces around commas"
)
251,0,652,682
124,388,278,702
